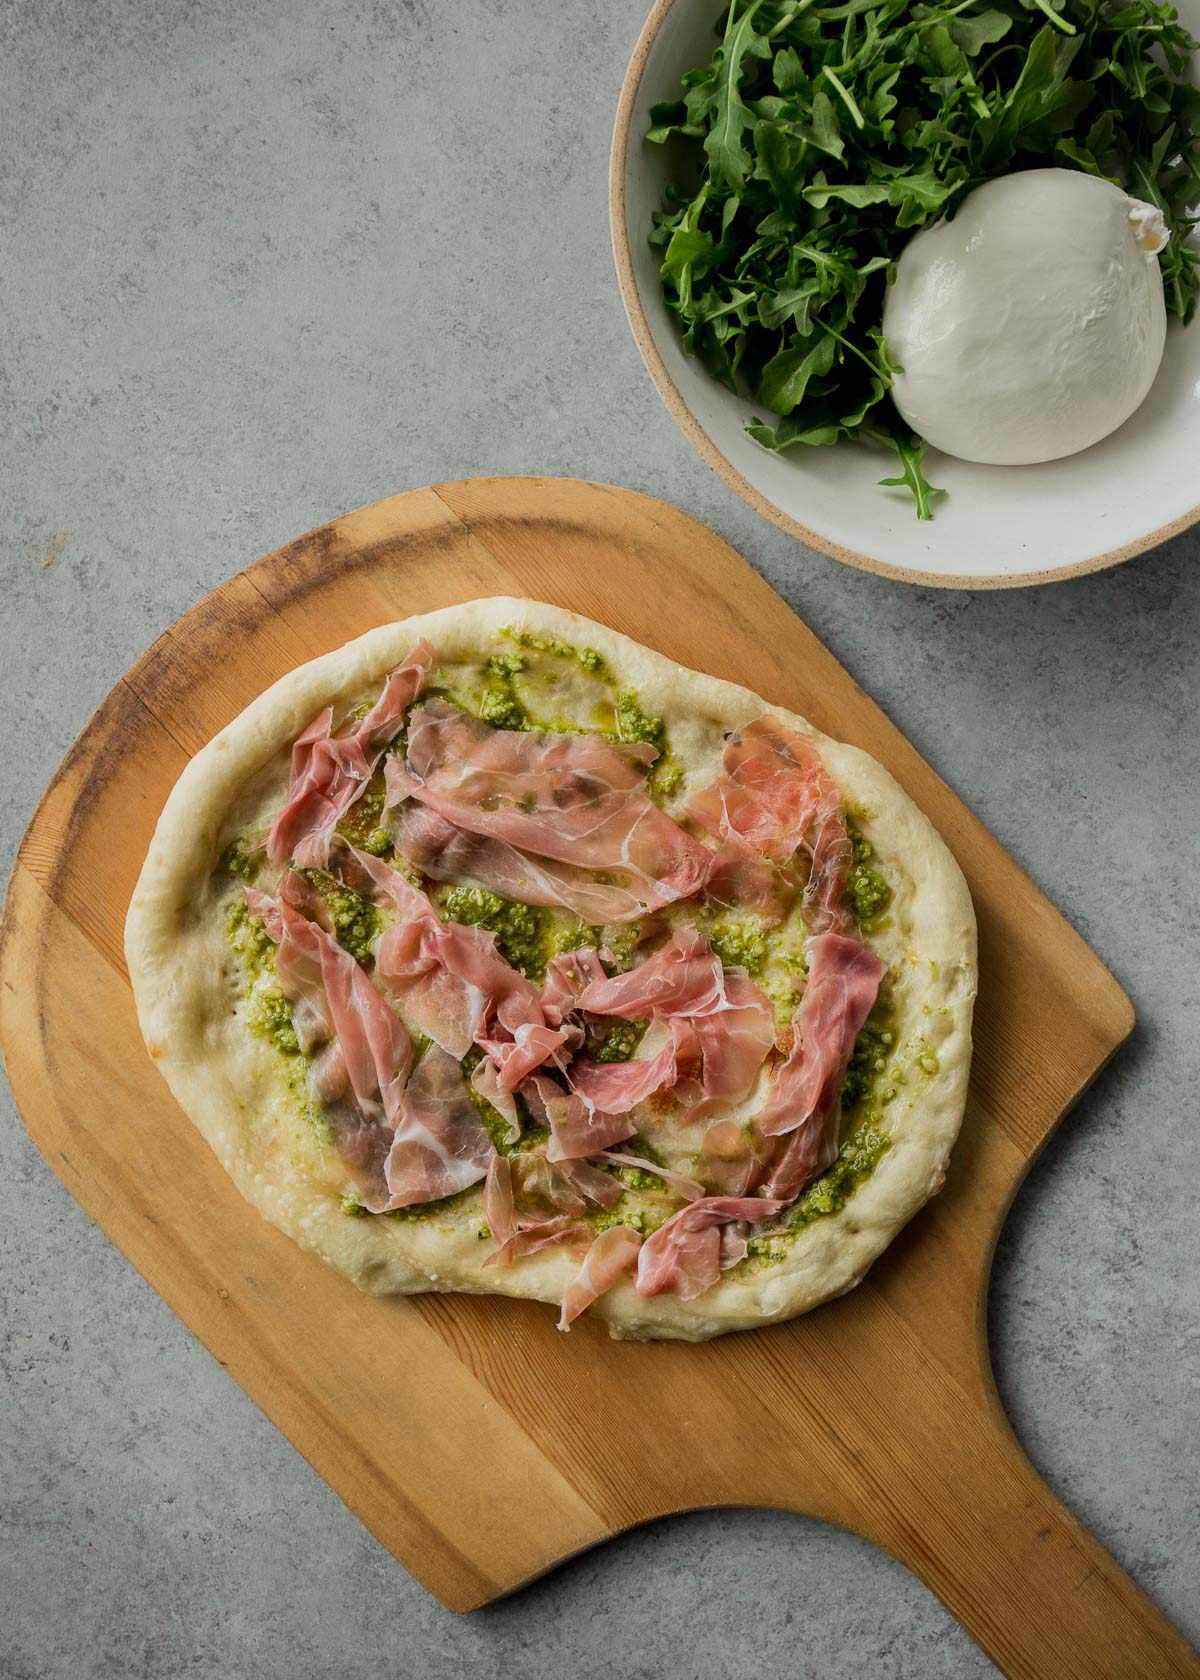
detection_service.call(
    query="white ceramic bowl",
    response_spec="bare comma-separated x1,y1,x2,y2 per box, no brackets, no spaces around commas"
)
610,0,1200,587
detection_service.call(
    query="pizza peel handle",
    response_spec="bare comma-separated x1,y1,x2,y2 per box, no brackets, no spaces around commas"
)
2,480,1196,1672
818,1383,1200,1680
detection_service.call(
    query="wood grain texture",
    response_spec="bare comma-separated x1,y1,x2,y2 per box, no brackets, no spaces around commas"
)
1,477,1193,1676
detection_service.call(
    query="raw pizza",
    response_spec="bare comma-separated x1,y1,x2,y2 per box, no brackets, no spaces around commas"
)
126,599,976,1341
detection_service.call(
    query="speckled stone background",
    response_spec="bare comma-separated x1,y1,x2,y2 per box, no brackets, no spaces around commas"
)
1,1,1197,1674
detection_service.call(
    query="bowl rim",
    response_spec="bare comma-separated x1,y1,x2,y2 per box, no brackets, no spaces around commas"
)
608,0,1200,589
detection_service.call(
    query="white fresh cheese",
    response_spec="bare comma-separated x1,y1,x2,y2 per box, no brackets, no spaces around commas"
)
882,168,1168,466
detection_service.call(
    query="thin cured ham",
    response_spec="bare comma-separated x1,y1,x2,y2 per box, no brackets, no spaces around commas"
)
315,924,414,1139
598,1152,704,1202
483,1154,516,1245
509,1151,624,1217
688,715,854,935
245,879,408,1208
484,1214,594,1269
332,840,571,1081
684,974,775,1119
697,1118,772,1197
558,1226,642,1331
564,1027,687,1114
634,1196,787,1301
758,932,887,1202
576,925,726,1020
576,937,773,1119
383,1043,496,1208
702,835,795,926
247,873,494,1211
541,946,609,1027
470,1056,521,1145
476,1020,578,1093
521,1071,635,1160
266,641,432,868
384,782,649,925
391,701,710,914
243,879,332,1053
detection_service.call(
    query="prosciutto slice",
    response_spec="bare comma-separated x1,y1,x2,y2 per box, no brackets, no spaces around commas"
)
246,868,494,1211
541,946,609,1027
470,1056,521,1145
384,784,648,925
476,1020,578,1093
558,1226,643,1331
383,1043,496,1208
564,1027,686,1114
757,932,887,1202
576,926,726,1021
484,1214,594,1269
521,1071,635,1161
684,974,775,1119
332,840,570,1080
244,878,406,1207
483,1154,516,1246
568,935,773,1120
688,715,853,934
266,641,432,868
635,1196,787,1301
510,1151,624,1218
697,1118,772,1197
702,835,795,926
391,701,710,913
598,1152,704,1202
244,879,333,1053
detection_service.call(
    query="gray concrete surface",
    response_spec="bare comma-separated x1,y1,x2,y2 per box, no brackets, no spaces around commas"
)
1,1,1197,1674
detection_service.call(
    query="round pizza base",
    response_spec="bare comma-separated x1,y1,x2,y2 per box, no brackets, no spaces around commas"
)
125,597,977,1341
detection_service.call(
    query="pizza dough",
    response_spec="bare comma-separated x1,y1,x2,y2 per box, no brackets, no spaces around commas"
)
125,599,976,1340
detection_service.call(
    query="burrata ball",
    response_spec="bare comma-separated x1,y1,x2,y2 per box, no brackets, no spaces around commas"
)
882,168,1168,466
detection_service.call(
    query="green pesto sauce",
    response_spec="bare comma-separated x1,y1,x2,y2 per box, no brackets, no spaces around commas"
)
704,914,769,976
847,821,893,933
613,688,665,751
435,883,594,981
302,871,380,963
588,1018,648,1063
765,981,801,1032
383,1184,483,1223
740,1012,898,1266
590,1203,671,1239
222,843,263,884
225,901,309,1062
651,757,684,800
246,983,302,1056
598,920,642,970
335,767,388,850
478,653,530,731
852,865,891,929
501,624,611,682
747,1119,893,1264
841,1021,896,1110
226,897,275,976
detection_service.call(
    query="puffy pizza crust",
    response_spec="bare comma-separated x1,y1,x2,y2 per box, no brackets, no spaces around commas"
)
125,598,977,1341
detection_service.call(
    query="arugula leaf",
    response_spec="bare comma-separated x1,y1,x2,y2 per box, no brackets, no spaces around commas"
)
876,431,947,521
950,10,1012,56
650,0,1200,515
703,0,771,189
759,332,838,412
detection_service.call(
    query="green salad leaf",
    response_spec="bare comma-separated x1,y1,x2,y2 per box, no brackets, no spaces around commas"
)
649,0,1200,516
